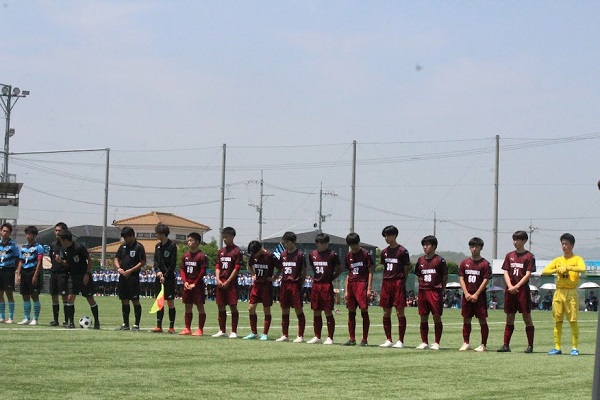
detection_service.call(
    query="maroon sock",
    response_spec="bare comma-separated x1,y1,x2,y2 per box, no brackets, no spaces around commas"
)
282,314,290,337
504,324,515,346
348,312,356,341
198,313,206,330
185,312,192,329
420,322,429,343
326,315,335,339
218,311,227,332
481,323,489,346
231,311,239,333
361,311,370,341
434,322,443,344
525,325,534,347
263,314,272,335
383,316,392,341
314,315,323,338
398,316,407,342
249,314,258,334
463,323,472,343
298,313,306,337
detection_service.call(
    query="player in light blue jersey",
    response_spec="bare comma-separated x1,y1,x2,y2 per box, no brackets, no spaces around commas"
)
16,226,45,325
0,223,21,323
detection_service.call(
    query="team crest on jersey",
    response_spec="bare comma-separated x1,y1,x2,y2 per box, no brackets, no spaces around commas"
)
130,250,136,257
165,251,171,257
74,255,80,263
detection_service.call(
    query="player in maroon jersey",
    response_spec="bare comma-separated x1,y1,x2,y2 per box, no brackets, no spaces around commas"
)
178,232,208,336
343,233,373,347
458,237,492,352
212,227,242,339
497,230,536,353
243,241,278,341
275,231,307,343
307,233,342,345
378,225,411,349
413,235,448,350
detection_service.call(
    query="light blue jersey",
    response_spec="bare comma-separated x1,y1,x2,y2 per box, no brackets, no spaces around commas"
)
19,242,45,269
0,239,20,268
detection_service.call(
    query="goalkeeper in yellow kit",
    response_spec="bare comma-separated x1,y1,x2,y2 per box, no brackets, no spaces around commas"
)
541,233,586,356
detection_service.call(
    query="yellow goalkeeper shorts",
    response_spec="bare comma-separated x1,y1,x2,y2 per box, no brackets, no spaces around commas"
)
552,288,578,322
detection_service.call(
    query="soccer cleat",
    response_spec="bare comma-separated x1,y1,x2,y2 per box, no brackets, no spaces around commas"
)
416,342,429,350
307,336,322,344
243,333,258,340
323,337,334,345
293,336,304,343
49,321,59,327
228,332,238,339
151,327,163,333
343,339,356,346
131,325,140,332
379,340,394,348
524,345,533,354
359,340,368,347
191,329,203,336
570,348,579,356
117,324,130,331
430,343,440,350
497,345,511,352
474,344,486,352
5,318,13,324
459,343,471,351
29,320,38,326
93,322,100,330
260,334,268,341
212,331,227,338
548,348,562,355
392,340,405,349
67,323,75,329
167,328,176,334
17,319,30,325
62,321,68,328
275,335,289,342
179,328,193,335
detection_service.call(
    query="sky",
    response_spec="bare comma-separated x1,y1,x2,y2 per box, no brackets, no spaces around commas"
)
2,1,600,260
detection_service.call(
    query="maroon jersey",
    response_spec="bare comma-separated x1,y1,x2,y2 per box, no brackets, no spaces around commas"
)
280,249,305,283
345,248,372,282
458,257,492,294
215,244,242,282
414,255,448,290
249,250,277,284
501,250,536,286
309,249,340,283
180,250,208,285
380,245,410,281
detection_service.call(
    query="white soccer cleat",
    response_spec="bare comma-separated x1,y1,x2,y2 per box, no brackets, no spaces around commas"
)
392,340,404,349
5,318,13,324
416,342,429,350
379,340,394,348
430,343,440,350
228,332,238,339
473,344,486,352
459,343,471,351
17,319,30,325
29,320,38,326
323,337,334,345
307,336,322,344
293,336,304,343
275,335,289,342
211,331,227,338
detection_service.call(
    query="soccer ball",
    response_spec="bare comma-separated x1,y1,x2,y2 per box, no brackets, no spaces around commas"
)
79,316,92,329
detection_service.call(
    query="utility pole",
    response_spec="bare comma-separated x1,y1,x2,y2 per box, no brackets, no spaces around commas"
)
528,219,538,252
317,182,336,232
492,134,500,259
219,144,226,246
433,211,437,236
248,170,272,241
0,84,29,183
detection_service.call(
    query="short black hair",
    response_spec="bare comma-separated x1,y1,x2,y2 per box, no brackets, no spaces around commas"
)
468,237,484,248
155,223,170,236
512,231,528,241
121,227,135,238
187,232,201,243
55,222,68,231
421,235,438,248
282,231,297,243
560,233,575,246
222,227,236,237
60,230,73,242
24,225,38,236
248,240,262,255
346,232,360,246
315,233,330,244
1,222,13,233
382,225,398,237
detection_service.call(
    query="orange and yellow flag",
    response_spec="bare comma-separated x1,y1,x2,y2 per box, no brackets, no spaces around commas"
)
149,284,164,313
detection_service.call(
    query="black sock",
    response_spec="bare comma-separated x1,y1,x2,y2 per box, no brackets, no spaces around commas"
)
156,309,164,328
134,304,142,326
122,304,131,326
169,307,176,329
90,303,99,324
52,303,59,322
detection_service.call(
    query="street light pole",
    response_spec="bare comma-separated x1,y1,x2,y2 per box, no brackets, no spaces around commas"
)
0,84,29,182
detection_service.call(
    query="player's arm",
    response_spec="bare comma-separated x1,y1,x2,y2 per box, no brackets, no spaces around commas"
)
193,257,207,287
458,275,470,301
83,254,92,285
33,247,44,285
472,278,489,302
166,243,178,276
367,264,373,298
344,270,350,301
503,270,514,290
541,259,558,276
15,257,22,284
566,257,586,273
441,259,448,290
514,271,532,291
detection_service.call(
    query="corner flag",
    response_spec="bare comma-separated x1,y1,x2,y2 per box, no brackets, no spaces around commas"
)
149,284,164,313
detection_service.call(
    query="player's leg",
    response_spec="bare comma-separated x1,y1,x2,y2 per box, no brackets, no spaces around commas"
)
566,289,579,355
345,284,358,346
5,271,16,323
474,317,489,352
132,298,142,329
180,302,194,335
0,287,5,323
294,305,305,342
395,306,407,347
262,305,272,339
431,290,443,349
229,303,239,338
279,304,291,340
522,312,534,353
85,295,100,329
166,298,176,333
460,316,473,350
381,307,393,346
244,302,259,339
19,293,32,324
416,313,430,349
308,309,323,343
357,283,370,345
195,303,206,335
66,293,77,328
498,291,516,352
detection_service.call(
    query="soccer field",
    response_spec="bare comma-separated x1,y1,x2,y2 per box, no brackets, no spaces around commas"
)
0,295,595,400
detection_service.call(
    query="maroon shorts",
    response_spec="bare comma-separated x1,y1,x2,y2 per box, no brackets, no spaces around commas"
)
279,281,303,309
379,279,406,309
346,281,368,310
249,282,273,307
417,289,444,316
216,284,238,306
504,288,532,314
182,283,206,306
310,282,334,312
461,294,488,319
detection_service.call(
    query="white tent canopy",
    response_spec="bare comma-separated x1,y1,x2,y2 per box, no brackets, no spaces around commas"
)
579,282,600,289
540,283,556,290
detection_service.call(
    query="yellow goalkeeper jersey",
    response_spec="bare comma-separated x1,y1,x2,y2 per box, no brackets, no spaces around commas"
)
541,255,586,289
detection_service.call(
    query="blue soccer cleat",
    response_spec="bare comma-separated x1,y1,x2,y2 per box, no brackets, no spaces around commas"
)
547,348,562,355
